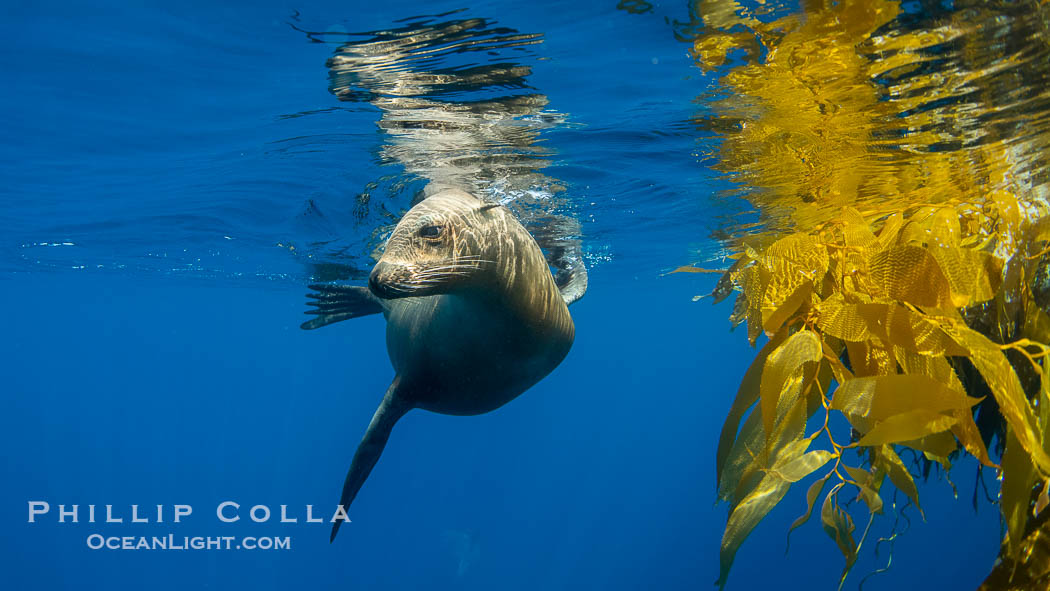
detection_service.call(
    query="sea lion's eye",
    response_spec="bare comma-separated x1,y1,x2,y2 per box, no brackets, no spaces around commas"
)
419,224,444,239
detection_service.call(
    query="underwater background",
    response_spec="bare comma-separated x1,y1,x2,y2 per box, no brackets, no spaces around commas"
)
4,0,1045,588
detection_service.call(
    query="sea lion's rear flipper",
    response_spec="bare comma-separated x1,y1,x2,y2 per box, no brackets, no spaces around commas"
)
301,284,384,330
330,380,412,542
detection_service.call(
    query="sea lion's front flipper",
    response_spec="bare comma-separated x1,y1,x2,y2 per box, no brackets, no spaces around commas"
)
301,284,384,330
529,214,588,306
554,257,588,306
330,379,413,542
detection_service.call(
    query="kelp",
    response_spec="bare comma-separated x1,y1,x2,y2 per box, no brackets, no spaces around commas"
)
678,0,1050,588
706,209,1050,587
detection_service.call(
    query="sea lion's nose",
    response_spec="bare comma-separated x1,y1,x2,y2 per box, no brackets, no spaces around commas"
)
369,262,392,299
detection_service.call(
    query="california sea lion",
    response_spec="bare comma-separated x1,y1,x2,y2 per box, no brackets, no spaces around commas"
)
301,187,584,541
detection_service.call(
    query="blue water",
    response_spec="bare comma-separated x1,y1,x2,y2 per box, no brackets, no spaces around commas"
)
2,1,1001,589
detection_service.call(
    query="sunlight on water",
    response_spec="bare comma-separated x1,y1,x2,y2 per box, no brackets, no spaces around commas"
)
283,11,584,282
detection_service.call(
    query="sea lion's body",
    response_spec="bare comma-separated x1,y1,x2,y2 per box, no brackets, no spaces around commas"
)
385,288,571,416
301,188,582,540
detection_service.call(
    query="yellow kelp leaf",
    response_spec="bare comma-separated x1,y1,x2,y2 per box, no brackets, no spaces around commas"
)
762,233,830,280
947,325,1050,475
760,329,822,441
960,416,997,466
838,208,878,248
860,484,884,515
854,409,958,447
875,212,904,250
837,207,868,227
718,471,792,588
949,408,995,468
718,435,810,589
720,410,765,505
771,449,835,483
844,340,895,377
717,329,789,490
1001,430,1038,558
1023,299,1050,345
843,465,884,515
821,484,858,572
724,330,818,509
874,444,923,516
669,265,724,274
854,302,968,356
928,206,962,247
867,245,954,307
1030,213,1050,244
763,383,812,470
1032,214,1050,245
762,280,811,335
821,338,854,384
1037,480,1050,518
928,247,1002,306
894,347,963,389
724,362,817,510
759,234,828,328
901,429,958,464
831,374,981,426
815,297,967,355
786,472,832,551
991,189,1021,232
722,369,811,508
892,347,990,463
892,350,987,465
712,257,748,304
729,292,748,329
741,239,766,262
815,294,872,342
734,264,770,345
896,219,930,248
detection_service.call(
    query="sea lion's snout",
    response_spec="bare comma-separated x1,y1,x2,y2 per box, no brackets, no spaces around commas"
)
370,255,478,299
368,261,403,300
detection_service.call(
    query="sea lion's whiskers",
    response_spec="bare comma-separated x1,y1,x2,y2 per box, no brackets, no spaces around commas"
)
409,270,470,284
413,276,460,283
453,256,494,265
384,283,420,296
419,264,474,274
428,262,490,273
420,267,471,276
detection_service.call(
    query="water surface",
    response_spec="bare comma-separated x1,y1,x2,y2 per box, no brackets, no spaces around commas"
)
4,1,1037,589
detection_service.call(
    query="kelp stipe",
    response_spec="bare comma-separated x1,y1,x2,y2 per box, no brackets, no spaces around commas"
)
678,0,1050,588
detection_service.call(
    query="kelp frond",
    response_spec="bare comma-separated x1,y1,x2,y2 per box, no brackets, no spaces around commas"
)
680,0,1050,588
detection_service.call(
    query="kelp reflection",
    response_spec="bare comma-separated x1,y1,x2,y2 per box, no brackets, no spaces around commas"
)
693,0,1050,241
680,0,1050,588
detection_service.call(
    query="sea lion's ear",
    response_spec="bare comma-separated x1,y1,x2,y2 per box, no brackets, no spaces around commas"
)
475,203,502,214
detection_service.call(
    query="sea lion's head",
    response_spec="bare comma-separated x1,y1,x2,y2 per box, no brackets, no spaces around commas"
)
369,189,503,299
